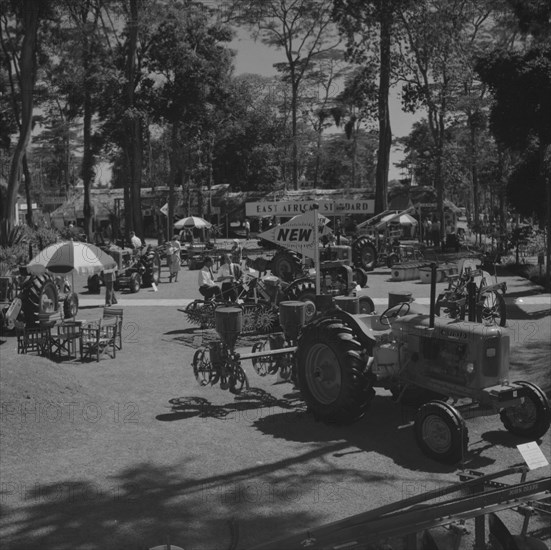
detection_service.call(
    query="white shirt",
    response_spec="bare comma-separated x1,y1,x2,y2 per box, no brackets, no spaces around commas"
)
131,235,142,249
218,262,239,282
198,265,217,287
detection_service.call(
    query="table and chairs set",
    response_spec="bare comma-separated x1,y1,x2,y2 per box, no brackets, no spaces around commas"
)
16,241,125,362
16,307,123,362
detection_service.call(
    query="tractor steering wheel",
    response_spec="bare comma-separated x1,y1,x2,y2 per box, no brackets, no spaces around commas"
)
379,301,411,327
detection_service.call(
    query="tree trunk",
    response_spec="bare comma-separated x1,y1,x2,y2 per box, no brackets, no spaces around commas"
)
23,154,34,226
1,0,40,242
123,0,143,239
375,4,392,214
82,85,94,241
469,113,479,243
291,81,299,190
540,140,551,287
167,123,178,242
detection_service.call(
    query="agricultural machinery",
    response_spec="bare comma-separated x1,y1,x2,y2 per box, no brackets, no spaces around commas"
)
87,244,161,294
189,264,550,464
1,270,79,330
435,258,507,326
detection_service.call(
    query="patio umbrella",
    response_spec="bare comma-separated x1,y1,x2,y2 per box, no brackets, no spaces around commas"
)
380,212,418,226
26,241,117,275
173,216,212,230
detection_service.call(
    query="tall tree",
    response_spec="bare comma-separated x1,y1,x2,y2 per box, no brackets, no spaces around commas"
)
142,0,233,238
226,0,340,190
333,0,409,213
396,0,496,241
0,0,44,241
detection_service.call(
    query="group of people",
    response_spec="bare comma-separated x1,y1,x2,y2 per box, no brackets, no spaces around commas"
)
422,218,442,248
198,239,243,301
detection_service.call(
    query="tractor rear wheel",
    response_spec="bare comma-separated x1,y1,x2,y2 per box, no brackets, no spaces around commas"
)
21,274,59,326
500,381,550,440
286,280,317,323
142,249,161,287
271,250,302,282
296,314,374,423
63,292,79,319
414,401,468,463
352,237,377,271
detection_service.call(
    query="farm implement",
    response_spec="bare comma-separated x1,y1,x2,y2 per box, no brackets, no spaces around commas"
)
189,264,550,464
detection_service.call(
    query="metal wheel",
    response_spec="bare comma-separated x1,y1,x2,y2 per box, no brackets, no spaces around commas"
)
255,304,279,333
63,292,79,318
129,272,141,293
241,304,258,334
229,363,249,394
477,289,506,327
251,340,272,376
192,347,215,387
414,401,468,463
500,381,550,439
358,296,375,314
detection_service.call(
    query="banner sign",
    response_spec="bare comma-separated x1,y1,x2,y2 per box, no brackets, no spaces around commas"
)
246,199,374,217
257,210,320,260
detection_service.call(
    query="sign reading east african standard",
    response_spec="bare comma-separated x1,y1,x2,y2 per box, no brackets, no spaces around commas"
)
246,199,374,217
258,210,320,260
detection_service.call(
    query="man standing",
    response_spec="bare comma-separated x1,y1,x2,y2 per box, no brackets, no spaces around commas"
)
231,239,242,265
244,219,250,240
103,267,118,307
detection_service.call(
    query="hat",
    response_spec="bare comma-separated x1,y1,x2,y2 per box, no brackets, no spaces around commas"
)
233,239,239,243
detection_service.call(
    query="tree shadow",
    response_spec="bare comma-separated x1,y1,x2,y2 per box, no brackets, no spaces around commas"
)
252,396,496,474
0,448,410,550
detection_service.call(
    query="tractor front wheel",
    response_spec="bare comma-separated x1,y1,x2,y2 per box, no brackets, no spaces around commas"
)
414,401,468,463
500,381,550,440
63,292,79,319
296,314,374,424
353,267,368,288
129,273,141,293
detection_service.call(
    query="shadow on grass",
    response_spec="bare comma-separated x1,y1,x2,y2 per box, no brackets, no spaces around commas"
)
509,340,551,394
506,304,551,320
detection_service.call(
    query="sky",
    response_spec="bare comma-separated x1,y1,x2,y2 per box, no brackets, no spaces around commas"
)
230,32,422,181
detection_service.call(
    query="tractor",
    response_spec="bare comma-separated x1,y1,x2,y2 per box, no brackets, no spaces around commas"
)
1,269,79,330
87,244,161,294
191,265,550,464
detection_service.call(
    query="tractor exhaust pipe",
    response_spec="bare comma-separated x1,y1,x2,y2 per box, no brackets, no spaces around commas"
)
429,262,437,328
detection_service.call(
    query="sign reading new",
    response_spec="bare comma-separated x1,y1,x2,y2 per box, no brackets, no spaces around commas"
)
258,210,320,260
246,199,374,217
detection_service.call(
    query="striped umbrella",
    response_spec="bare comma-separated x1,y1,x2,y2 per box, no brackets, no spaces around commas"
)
27,241,117,275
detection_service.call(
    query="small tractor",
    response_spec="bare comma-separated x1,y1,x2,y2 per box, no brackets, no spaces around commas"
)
1,269,79,330
190,265,550,464
87,245,161,294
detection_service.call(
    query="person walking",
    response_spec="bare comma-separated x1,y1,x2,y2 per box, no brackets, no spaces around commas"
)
244,219,250,240
198,256,222,300
103,267,118,307
168,235,181,283
423,218,432,246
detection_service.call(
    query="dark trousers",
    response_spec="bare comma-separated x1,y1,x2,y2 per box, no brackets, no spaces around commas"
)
199,285,222,300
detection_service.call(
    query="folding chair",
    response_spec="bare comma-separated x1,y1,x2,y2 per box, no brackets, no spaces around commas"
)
16,326,51,357
102,307,123,350
80,319,117,362
48,321,81,360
